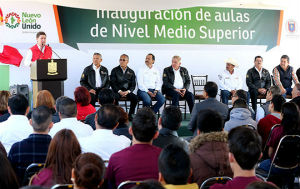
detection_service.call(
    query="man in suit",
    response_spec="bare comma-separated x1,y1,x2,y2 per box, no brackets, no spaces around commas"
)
188,81,228,135
110,54,138,120
162,55,194,113
80,53,110,106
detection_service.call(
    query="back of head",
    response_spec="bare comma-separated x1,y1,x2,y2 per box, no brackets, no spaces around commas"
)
0,152,19,189
281,102,300,135
74,86,91,106
161,106,182,131
235,89,247,101
132,107,157,142
269,86,281,97
45,129,81,183
98,88,115,106
0,90,10,112
270,95,285,112
197,109,223,133
246,181,279,189
8,94,28,115
73,153,105,189
55,96,68,113
35,90,55,109
31,106,52,132
131,180,165,189
117,106,129,125
58,98,77,118
228,126,262,170
158,144,190,185
96,104,120,129
204,81,218,98
233,99,248,109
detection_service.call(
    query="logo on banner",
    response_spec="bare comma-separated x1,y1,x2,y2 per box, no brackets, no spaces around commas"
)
286,19,297,34
0,8,4,26
5,12,21,29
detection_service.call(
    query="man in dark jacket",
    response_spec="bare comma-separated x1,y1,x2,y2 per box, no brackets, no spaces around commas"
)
110,54,138,120
162,55,194,112
80,53,110,106
246,56,271,112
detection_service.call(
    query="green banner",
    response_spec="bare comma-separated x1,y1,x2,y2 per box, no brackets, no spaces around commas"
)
57,6,282,51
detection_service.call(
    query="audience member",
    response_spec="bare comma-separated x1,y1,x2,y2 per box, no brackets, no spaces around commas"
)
8,106,53,183
246,181,279,189
0,90,10,122
190,109,232,186
224,99,256,132
188,81,228,134
290,83,300,109
85,88,115,130
153,106,188,151
0,151,19,189
210,126,263,189
113,106,131,139
74,86,96,121
52,96,68,123
71,153,105,189
49,97,93,138
131,180,165,189
106,107,161,188
159,144,198,189
31,129,81,187
0,94,32,152
257,95,285,148
79,104,131,161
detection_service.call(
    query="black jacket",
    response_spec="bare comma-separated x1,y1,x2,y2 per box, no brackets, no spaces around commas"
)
162,66,191,94
246,67,271,91
80,64,109,90
110,66,136,93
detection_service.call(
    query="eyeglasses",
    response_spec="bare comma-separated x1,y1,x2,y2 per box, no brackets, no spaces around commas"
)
120,59,127,61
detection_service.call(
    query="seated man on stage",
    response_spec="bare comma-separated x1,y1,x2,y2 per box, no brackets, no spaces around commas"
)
80,53,110,106
24,31,52,67
273,55,299,97
110,54,138,121
162,55,194,113
137,53,165,114
246,56,271,112
218,58,242,105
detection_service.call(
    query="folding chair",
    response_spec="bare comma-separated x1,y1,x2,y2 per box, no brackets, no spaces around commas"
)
51,184,74,189
261,124,280,160
200,176,232,189
191,75,208,103
22,163,45,186
117,181,145,189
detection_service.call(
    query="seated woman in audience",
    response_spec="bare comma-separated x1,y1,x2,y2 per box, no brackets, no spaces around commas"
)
31,129,81,187
0,151,19,189
74,86,96,121
189,109,233,186
0,90,10,122
71,153,105,189
113,106,131,140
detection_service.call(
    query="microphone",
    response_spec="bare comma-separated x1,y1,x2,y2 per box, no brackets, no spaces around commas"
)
47,44,61,59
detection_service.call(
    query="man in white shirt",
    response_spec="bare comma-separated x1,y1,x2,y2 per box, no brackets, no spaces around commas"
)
49,97,93,138
137,53,165,113
0,94,33,152
79,104,131,161
218,58,242,105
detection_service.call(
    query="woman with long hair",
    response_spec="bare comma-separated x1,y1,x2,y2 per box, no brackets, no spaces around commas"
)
0,151,19,189
0,90,10,122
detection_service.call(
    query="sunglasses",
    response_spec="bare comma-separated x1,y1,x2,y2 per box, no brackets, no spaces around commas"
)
120,59,127,61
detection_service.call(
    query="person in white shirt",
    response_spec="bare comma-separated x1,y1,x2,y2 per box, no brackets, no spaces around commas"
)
218,58,243,105
0,94,33,152
137,53,165,113
49,97,93,138
79,104,131,161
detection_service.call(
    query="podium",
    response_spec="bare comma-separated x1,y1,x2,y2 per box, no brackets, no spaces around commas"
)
30,59,67,106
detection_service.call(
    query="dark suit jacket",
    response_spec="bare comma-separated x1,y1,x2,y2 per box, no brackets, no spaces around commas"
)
110,66,136,93
80,64,110,90
162,66,191,94
153,128,188,151
188,98,229,133
246,67,271,91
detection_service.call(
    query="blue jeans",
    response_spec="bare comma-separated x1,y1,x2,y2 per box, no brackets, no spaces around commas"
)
137,89,165,113
221,90,231,105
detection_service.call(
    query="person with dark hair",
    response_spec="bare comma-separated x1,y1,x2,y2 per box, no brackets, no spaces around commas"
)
49,97,93,138
106,107,161,188
210,126,263,189
71,153,105,189
290,83,300,109
24,31,52,67
8,106,53,183
0,152,19,189
131,180,165,189
110,54,138,121
52,96,68,123
137,53,165,114
79,104,130,161
273,55,299,97
224,99,257,132
0,90,10,122
85,88,115,130
189,109,232,186
158,144,198,189
162,55,194,113
153,106,188,150
188,81,228,134
80,53,110,106
257,95,285,147
31,129,81,187
246,181,279,189
0,94,32,152
74,86,96,121
113,106,132,139
246,56,271,112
